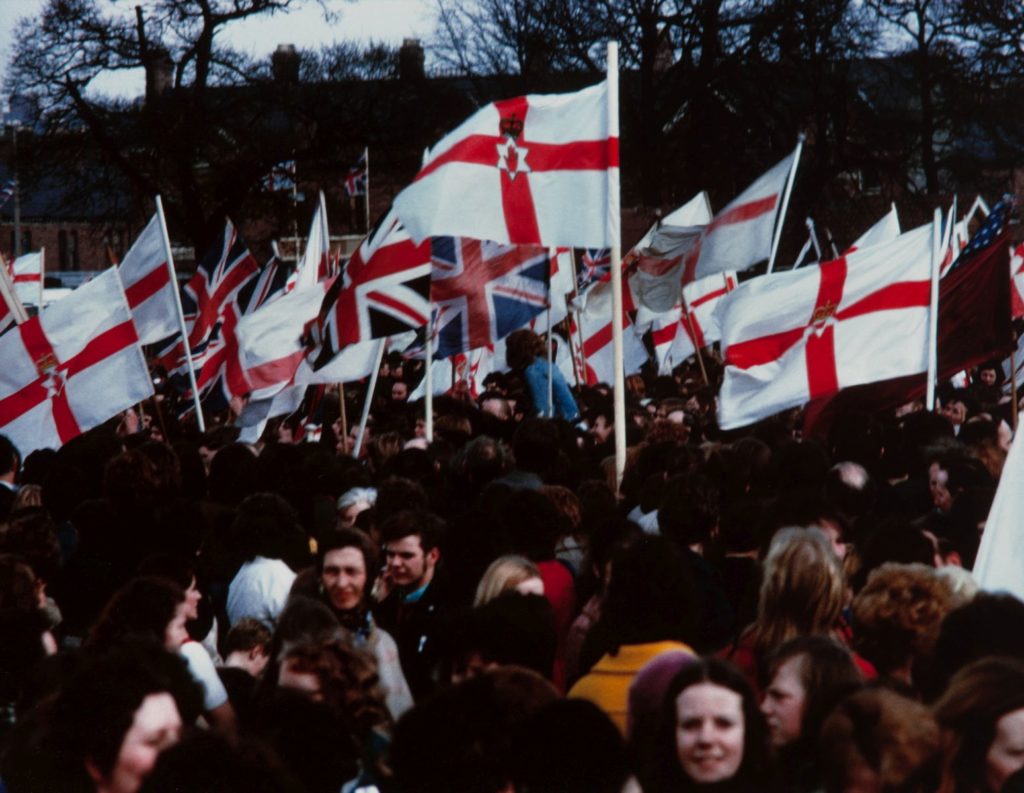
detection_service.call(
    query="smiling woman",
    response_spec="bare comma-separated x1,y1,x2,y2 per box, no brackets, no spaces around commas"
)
639,657,778,793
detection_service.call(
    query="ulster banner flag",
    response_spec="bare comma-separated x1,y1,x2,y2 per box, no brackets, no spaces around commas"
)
393,81,617,249
0,268,153,455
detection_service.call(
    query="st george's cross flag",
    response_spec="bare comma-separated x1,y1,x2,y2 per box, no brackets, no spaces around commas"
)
393,82,617,249
429,237,551,358
650,271,737,374
576,277,648,386
682,149,798,284
117,213,181,344
0,268,153,456
10,251,43,307
309,207,431,370
716,224,936,430
847,204,900,253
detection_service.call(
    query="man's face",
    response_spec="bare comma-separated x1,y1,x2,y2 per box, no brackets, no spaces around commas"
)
929,461,953,512
385,534,438,589
591,415,613,443
942,400,967,426
391,382,409,402
980,368,997,387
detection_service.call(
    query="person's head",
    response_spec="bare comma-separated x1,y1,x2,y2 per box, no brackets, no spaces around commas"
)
136,555,201,621
380,510,444,590
38,642,202,793
87,577,188,653
391,380,409,403
818,687,941,793
760,636,862,750
222,618,272,678
474,555,544,606
934,657,1024,793
505,329,545,370
978,365,999,388
645,657,772,791
336,487,376,529
658,474,720,550
851,563,955,683
754,527,846,656
316,528,378,614
0,433,21,482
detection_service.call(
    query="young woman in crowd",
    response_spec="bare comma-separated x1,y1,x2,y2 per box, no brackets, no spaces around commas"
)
473,554,545,606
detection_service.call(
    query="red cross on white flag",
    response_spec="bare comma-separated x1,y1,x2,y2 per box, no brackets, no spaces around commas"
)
716,224,937,430
0,268,154,456
117,213,181,344
393,81,618,249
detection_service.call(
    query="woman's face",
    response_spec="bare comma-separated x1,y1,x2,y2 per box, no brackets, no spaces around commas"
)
760,655,807,747
163,602,189,650
183,577,202,621
321,546,368,612
101,692,182,793
339,501,369,529
986,707,1024,793
676,682,746,784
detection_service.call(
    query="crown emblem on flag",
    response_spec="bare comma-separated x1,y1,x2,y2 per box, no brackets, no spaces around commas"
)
499,115,524,139
34,352,59,376
810,301,838,328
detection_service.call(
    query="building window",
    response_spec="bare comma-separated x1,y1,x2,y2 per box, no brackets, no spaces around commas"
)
21,230,31,253
69,230,79,269
59,230,68,268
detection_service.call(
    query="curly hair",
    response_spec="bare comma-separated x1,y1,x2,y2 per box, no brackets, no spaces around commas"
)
851,563,955,678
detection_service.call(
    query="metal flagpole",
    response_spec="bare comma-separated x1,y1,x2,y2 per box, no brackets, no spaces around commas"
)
926,208,942,412
353,337,387,458
791,235,814,269
424,307,434,443
607,41,626,489
766,134,804,274
155,195,205,433
364,146,371,234
806,218,822,260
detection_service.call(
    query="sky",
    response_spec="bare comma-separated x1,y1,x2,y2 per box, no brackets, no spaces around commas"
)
0,0,437,102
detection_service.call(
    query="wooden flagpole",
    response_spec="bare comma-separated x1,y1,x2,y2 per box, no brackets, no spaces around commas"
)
766,134,804,274
607,42,626,489
155,195,205,433
353,337,387,458
683,294,709,386
363,146,371,234
926,208,942,412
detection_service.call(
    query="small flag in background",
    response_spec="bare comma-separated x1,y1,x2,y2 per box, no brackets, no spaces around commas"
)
261,160,296,192
576,248,610,292
0,179,15,210
949,194,1016,272
344,152,367,198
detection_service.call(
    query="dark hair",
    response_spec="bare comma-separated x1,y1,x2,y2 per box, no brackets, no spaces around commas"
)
505,329,545,370
0,434,20,477
935,657,1024,793
231,492,306,564
223,618,272,657
0,510,62,583
764,636,863,751
451,593,558,680
86,576,185,652
658,474,720,548
316,528,378,577
0,554,40,611
137,553,197,591
379,509,445,552
642,657,773,793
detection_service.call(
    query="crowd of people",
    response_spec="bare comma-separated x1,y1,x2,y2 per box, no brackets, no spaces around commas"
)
0,328,1020,793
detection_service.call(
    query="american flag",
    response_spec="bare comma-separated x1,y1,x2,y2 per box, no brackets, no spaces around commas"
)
158,221,261,406
949,194,1016,273
0,179,15,210
344,152,367,197
430,237,550,358
576,248,611,292
309,207,431,370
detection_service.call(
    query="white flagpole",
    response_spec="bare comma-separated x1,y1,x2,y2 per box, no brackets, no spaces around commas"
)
806,218,822,260
353,337,387,458
791,235,814,269
155,195,206,433
424,307,434,443
364,146,371,233
766,134,804,274
38,246,45,308
607,42,626,489
926,208,942,412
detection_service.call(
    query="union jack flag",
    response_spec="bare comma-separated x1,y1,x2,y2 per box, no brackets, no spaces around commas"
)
576,248,611,292
158,221,261,406
237,248,295,312
0,179,15,210
261,160,296,192
309,207,431,370
344,152,367,198
430,237,550,358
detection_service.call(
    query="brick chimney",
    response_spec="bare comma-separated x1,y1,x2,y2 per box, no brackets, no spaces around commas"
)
399,38,425,82
272,44,300,84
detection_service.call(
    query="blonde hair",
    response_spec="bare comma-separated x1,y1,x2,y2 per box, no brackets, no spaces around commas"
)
474,555,543,607
752,527,846,657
